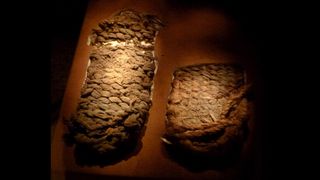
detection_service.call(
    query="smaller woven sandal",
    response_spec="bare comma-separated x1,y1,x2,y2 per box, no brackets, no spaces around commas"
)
163,63,251,157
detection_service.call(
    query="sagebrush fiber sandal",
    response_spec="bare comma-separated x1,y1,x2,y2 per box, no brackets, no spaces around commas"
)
65,9,163,154
163,64,251,157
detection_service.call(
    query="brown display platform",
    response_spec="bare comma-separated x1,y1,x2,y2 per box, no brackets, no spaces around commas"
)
51,0,260,179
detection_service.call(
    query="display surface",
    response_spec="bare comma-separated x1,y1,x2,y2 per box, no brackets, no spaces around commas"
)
51,1,260,179
65,9,163,154
164,64,250,156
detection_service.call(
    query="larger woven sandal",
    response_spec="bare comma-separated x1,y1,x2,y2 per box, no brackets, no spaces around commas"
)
65,9,163,155
163,64,250,157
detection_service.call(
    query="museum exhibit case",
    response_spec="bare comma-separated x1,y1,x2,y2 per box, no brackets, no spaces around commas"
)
51,1,263,179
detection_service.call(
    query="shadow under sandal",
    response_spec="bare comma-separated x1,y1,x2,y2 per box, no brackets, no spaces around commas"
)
163,64,251,160
64,9,163,159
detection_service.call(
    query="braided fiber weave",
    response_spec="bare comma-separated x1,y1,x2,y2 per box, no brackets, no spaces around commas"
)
65,9,163,154
164,64,250,156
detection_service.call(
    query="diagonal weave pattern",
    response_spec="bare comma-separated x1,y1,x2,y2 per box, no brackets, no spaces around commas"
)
165,64,250,155
65,9,163,154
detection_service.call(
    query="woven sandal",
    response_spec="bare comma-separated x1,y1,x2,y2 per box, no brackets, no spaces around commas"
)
65,9,163,155
163,63,251,157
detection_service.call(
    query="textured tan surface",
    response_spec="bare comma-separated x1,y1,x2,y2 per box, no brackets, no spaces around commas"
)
66,9,162,154
51,0,258,179
165,64,249,155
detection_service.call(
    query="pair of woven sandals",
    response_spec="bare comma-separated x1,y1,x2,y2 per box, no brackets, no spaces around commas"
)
65,9,251,158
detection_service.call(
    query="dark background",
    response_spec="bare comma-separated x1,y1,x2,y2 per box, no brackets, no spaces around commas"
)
50,0,273,179
50,0,315,179
51,0,88,128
